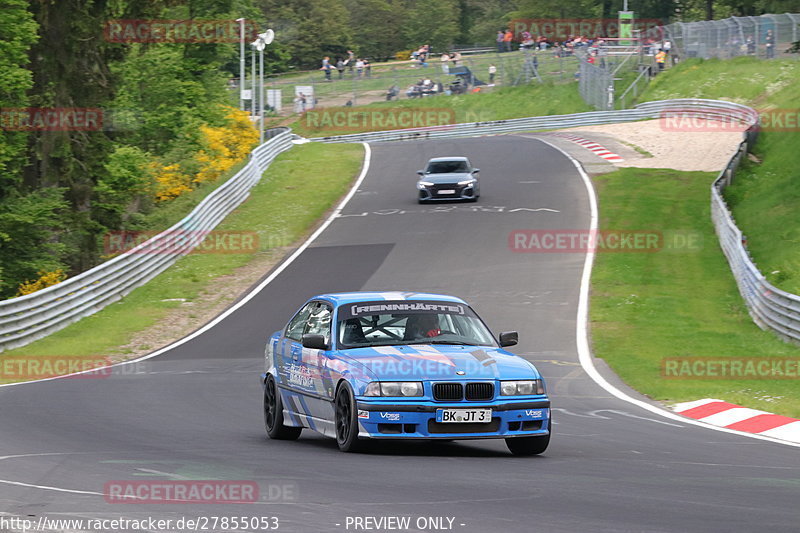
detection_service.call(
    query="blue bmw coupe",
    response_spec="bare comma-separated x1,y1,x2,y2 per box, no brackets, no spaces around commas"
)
262,292,551,454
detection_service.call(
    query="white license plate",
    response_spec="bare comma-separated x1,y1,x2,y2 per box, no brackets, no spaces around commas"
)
435,408,492,423
437,189,456,195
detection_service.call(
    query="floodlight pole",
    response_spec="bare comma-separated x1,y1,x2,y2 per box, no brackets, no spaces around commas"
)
259,44,265,144
237,18,245,110
251,46,256,118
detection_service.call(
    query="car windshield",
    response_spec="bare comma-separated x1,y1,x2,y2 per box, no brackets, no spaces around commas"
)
336,300,496,349
426,160,469,173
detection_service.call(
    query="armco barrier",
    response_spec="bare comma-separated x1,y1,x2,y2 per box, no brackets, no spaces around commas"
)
312,99,800,344
307,99,757,144
0,128,292,352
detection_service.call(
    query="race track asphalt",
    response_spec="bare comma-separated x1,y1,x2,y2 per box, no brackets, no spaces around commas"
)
0,136,797,533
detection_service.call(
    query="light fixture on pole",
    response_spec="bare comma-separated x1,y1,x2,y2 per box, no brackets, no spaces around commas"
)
252,29,275,145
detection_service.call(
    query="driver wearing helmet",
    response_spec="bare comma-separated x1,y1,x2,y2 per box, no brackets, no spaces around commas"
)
415,314,441,338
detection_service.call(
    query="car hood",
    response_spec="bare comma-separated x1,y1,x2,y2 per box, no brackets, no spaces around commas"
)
418,172,475,184
335,344,539,381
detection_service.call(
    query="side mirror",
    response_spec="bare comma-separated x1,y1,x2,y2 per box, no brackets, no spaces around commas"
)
472,168,480,173
416,170,424,176
302,334,328,350
498,331,518,347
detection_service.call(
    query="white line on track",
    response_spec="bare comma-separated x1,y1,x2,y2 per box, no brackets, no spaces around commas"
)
535,137,799,448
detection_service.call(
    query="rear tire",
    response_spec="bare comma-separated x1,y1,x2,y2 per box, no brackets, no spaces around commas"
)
505,420,550,456
264,374,302,440
335,382,364,452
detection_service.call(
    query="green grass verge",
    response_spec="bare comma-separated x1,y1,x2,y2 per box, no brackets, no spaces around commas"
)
641,56,800,295
591,167,800,418
1,142,364,373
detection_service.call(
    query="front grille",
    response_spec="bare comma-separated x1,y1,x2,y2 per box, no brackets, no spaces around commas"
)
433,383,463,401
465,382,493,401
428,418,500,434
431,184,463,197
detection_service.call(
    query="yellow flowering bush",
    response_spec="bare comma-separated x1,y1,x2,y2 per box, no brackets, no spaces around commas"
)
153,163,193,202
194,107,259,184
17,269,67,296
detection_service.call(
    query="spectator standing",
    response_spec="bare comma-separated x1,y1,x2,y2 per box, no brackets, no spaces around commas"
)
320,56,333,81
497,30,505,53
503,29,513,52
346,50,355,71
655,49,667,71
440,52,450,73
364,58,371,77
488,64,496,85
452,51,462,66
765,30,775,58
355,58,365,78
294,92,307,113
336,58,344,79
746,35,756,55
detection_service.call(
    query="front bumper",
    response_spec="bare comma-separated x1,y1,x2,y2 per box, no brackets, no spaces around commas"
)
418,184,477,202
355,398,550,439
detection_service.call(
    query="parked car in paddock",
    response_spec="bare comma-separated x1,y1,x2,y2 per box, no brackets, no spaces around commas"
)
416,156,480,203
262,291,551,454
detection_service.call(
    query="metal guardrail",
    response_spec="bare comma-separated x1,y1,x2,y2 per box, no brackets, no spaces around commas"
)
308,98,754,144
312,99,800,343
710,126,800,343
0,127,293,352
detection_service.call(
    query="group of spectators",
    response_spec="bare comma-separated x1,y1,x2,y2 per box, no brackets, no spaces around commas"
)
496,29,514,52
723,30,775,58
320,51,371,81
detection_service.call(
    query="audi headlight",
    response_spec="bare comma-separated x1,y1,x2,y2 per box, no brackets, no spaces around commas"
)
364,381,424,397
500,380,544,396
418,181,434,188
457,179,475,186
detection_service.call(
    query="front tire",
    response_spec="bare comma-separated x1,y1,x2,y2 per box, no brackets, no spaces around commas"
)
335,382,364,452
505,419,550,456
264,374,302,440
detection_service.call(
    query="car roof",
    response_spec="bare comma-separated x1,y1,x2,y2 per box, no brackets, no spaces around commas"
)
426,157,469,163
313,291,468,307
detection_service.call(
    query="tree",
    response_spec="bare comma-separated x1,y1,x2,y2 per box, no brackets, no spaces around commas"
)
402,0,461,53
0,0,38,192
343,0,404,60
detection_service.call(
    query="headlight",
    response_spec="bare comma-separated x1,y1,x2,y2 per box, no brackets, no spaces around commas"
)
418,181,434,188
457,179,475,185
364,381,424,397
500,380,544,395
